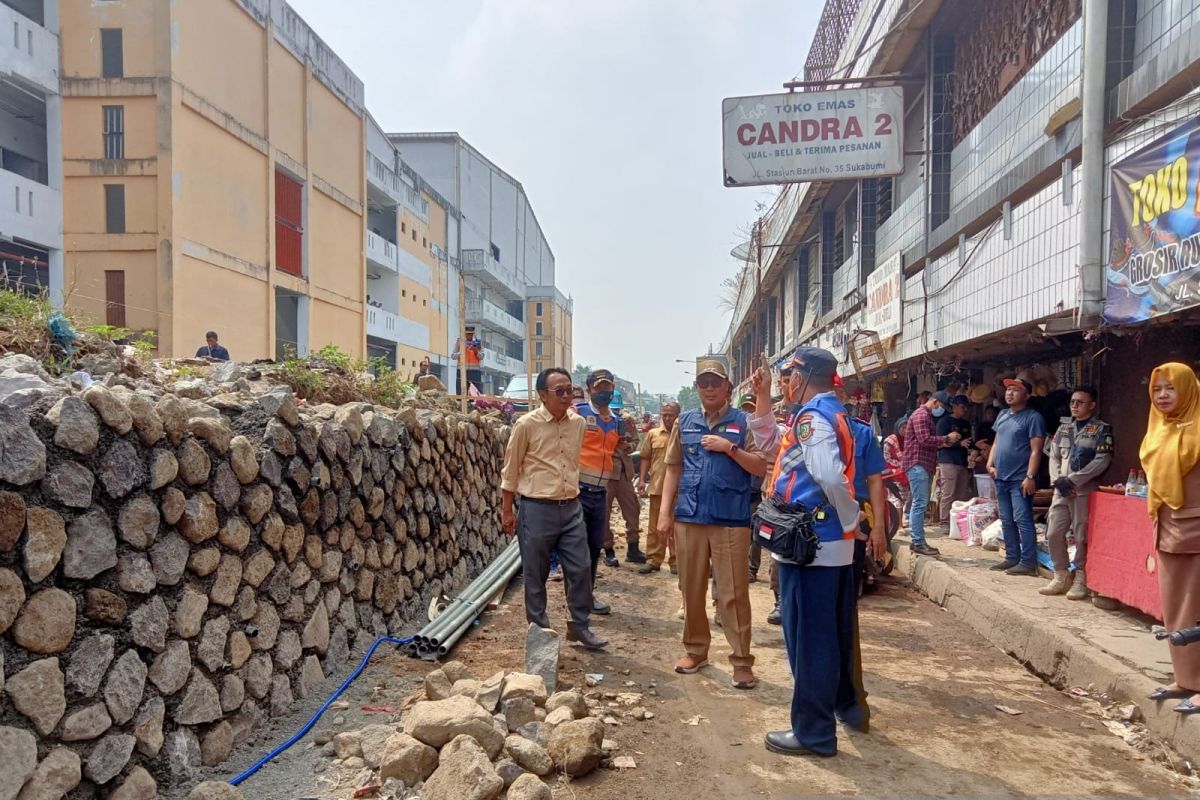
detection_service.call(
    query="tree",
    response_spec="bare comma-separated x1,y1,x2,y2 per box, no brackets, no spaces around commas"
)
571,363,591,386
677,384,700,411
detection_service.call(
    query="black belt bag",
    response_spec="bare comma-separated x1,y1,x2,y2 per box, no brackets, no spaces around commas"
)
752,495,821,566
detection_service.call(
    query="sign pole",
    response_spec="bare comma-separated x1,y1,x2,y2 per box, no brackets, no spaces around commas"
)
458,273,467,414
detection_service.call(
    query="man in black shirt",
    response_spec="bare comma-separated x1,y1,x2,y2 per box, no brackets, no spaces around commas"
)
196,331,230,362
936,395,974,527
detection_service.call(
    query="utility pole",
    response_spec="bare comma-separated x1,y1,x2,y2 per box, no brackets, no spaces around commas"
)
457,272,467,413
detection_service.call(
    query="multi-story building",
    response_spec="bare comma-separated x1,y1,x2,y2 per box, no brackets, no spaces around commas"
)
390,132,563,395
59,0,366,360
719,0,1200,473
0,0,61,301
365,115,457,378
525,285,573,374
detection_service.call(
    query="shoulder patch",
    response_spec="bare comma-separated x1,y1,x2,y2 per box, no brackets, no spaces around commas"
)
796,414,815,442
586,415,596,425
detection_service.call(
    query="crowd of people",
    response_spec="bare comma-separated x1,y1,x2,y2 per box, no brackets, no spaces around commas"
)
500,352,1200,753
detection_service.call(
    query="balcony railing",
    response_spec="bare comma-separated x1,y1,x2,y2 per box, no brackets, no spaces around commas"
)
0,167,59,248
367,153,430,223
365,230,398,273
480,348,524,376
465,297,524,339
366,306,429,350
461,249,523,301
0,4,58,94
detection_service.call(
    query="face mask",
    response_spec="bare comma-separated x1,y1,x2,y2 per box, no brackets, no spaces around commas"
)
591,391,613,406
932,406,946,418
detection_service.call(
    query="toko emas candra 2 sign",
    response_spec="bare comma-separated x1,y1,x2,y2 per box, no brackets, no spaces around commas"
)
722,87,904,187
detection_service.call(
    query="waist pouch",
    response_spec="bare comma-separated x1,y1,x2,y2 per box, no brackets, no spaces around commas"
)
752,495,821,566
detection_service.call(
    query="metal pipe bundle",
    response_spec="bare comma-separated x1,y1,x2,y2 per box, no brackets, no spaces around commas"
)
408,539,522,659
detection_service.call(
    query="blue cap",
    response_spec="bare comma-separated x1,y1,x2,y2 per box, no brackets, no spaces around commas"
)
790,347,838,378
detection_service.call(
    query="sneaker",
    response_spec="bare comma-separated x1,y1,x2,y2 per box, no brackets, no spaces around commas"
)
669,564,678,575
625,546,647,564
603,550,620,568
732,666,757,689
637,563,661,574
909,543,941,556
674,654,708,674
989,560,1019,571
547,565,563,582
766,604,782,625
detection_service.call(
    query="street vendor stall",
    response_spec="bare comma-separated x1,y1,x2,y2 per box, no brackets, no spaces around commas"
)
1085,491,1162,621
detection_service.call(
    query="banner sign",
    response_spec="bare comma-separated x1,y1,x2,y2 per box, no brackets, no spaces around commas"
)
1105,118,1200,323
865,253,904,340
722,87,904,187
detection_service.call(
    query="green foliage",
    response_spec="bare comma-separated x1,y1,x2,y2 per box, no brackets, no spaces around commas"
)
0,287,49,322
173,365,203,381
676,384,700,411
131,331,157,364
275,345,413,408
85,324,132,342
571,363,591,386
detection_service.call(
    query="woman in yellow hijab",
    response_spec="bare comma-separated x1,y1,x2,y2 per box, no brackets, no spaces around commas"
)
1141,362,1200,713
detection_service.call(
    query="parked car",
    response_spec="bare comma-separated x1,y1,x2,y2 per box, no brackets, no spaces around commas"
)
500,375,531,412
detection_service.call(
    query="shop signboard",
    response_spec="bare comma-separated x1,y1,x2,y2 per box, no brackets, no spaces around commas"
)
865,253,904,340
1105,118,1200,323
722,87,905,187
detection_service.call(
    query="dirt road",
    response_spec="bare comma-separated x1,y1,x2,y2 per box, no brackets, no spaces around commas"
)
223,521,1197,798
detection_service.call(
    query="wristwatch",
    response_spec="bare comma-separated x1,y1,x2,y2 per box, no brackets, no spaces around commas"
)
1025,474,1035,481
729,444,739,456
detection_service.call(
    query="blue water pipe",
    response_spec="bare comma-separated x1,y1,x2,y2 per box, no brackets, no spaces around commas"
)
228,635,414,787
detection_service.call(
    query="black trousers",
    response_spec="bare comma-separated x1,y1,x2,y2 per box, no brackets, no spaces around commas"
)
579,488,608,582
516,498,593,630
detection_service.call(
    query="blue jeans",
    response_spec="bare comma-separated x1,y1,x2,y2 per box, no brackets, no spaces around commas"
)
995,478,1037,566
905,466,931,547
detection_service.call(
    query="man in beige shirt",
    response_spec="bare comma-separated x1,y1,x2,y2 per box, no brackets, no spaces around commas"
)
501,367,607,650
637,401,680,574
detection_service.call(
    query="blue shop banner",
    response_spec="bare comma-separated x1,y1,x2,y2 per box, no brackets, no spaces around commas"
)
1105,118,1200,323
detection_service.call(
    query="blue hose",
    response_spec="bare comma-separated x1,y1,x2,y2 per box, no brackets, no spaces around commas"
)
228,635,414,786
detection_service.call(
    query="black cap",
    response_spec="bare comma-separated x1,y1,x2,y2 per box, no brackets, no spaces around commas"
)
932,390,952,406
952,394,970,406
586,369,615,388
790,346,838,378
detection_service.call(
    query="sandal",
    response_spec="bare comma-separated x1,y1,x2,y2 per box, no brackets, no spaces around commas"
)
1149,686,1192,701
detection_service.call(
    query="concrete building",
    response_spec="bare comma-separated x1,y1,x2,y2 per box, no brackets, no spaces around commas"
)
365,114,457,379
389,132,566,394
719,0,1200,472
0,0,62,302
526,285,573,374
59,0,366,360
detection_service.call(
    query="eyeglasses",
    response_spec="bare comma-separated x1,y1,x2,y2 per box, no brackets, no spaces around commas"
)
696,376,725,389
1068,399,1091,406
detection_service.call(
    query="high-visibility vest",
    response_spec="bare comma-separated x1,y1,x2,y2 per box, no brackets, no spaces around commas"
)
576,401,620,487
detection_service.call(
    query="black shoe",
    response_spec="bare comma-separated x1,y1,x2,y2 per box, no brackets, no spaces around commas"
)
637,563,661,574
669,564,678,575
749,571,759,583
909,543,940,556
566,626,608,650
990,560,1019,571
604,550,620,567
625,547,647,564
592,597,611,615
766,604,782,625
1150,687,1193,701
1005,563,1037,576
764,730,835,758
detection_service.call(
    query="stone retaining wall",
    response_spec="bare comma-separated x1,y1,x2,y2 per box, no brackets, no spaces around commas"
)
0,377,507,799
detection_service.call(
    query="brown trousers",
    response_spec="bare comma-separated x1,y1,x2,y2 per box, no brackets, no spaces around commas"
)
676,522,754,667
645,494,677,568
604,452,641,548
1159,549,1200,690
937,463,973,524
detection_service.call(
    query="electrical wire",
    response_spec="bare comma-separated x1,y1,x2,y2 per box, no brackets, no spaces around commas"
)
227,635,414,787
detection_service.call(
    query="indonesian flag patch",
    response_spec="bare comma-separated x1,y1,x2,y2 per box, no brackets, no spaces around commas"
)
724,425,741,435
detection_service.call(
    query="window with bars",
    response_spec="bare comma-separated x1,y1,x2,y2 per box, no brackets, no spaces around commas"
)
102,106,124,159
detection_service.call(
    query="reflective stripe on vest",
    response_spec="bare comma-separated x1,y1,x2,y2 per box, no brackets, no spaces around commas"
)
768,393,856,542
576,401,620,486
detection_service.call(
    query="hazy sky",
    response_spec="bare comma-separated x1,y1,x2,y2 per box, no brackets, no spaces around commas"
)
288,0,817,396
